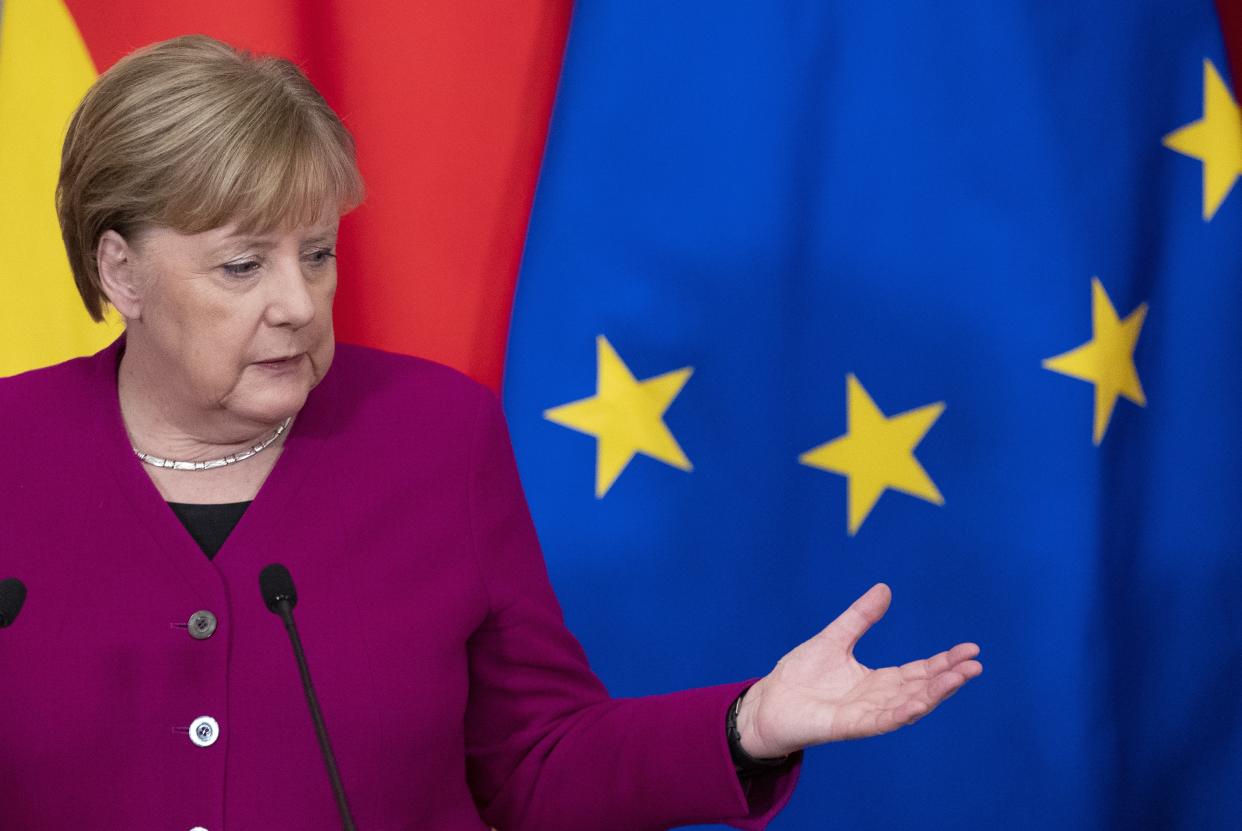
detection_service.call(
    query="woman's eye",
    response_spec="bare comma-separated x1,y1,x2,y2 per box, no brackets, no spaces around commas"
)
308,248,337,266
223,260,260,277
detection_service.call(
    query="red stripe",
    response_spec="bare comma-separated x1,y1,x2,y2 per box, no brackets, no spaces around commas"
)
1216,0,1242,86
64,1,572,391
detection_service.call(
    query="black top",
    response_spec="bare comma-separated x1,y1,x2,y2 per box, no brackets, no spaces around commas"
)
167,501,252,559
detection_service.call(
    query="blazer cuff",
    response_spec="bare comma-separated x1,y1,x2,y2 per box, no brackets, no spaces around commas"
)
711,679,802,830
636,679,801,830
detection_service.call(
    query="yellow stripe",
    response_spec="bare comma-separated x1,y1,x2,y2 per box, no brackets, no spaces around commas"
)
0,0,122,378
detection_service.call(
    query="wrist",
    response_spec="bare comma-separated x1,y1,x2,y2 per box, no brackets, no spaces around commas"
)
727,685,790,776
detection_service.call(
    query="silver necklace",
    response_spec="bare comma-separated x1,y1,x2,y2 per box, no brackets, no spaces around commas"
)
133,417,293,472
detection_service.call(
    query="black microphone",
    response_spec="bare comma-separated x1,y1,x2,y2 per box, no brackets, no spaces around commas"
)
259,564,357,831
0,578,27,629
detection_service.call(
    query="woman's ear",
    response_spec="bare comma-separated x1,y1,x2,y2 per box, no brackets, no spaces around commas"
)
97,230,143,320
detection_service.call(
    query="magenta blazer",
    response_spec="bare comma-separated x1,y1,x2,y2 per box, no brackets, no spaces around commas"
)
0,335,798,830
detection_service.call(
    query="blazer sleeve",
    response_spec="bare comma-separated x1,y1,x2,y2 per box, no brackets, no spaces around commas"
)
462,389,800,831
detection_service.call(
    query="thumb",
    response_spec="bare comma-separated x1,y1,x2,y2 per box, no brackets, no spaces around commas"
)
819,582,892,655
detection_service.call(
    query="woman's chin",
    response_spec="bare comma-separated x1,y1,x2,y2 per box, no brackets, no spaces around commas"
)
229,361,315,425
230,386,311,428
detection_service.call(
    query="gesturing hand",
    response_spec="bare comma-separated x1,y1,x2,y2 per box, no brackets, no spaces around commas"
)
735,583,982,759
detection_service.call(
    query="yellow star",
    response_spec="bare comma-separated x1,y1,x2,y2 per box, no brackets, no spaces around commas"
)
799,375,945,536
1162,58,1242,220
1042,277,1147,445
544,335,693,498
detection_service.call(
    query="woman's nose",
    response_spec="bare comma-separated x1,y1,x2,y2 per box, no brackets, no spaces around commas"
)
264,255,317,328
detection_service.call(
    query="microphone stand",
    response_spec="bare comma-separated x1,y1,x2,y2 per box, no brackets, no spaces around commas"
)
271,597,357,831
261,564,357,831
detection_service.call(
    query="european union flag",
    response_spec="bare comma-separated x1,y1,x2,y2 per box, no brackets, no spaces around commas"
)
503,2,1242,827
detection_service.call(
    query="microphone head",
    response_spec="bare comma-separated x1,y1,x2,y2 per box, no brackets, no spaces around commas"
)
0,578,28,629
259,564,298,613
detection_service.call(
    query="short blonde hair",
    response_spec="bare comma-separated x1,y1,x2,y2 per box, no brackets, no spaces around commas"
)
57,34,366,321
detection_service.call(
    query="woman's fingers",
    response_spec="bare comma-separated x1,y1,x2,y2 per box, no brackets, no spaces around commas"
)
898,642,981,681
895,698,932,726
888,653,982,716
925,660,983,702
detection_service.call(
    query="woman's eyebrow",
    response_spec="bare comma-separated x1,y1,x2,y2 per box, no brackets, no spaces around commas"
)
210,227,338,254
306,228,339,244
207,235,273,255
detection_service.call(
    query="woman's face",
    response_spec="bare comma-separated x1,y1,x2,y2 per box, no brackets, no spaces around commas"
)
124,209,340,428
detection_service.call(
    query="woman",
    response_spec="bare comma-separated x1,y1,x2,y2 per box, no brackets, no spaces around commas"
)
0,35,981,830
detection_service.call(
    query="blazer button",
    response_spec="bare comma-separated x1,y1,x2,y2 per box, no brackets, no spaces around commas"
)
189,827,209,831
189,715,219,748
187,610,218,640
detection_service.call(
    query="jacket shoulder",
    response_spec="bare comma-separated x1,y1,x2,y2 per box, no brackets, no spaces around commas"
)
328,342,498,417
0,351,105,433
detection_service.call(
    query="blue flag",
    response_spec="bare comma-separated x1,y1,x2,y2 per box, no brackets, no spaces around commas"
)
503,2,1242,827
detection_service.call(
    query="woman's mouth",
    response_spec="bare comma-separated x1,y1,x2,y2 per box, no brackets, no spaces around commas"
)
254,354,304,370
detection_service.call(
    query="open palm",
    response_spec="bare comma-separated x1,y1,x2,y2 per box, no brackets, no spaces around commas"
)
736,583,982,759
